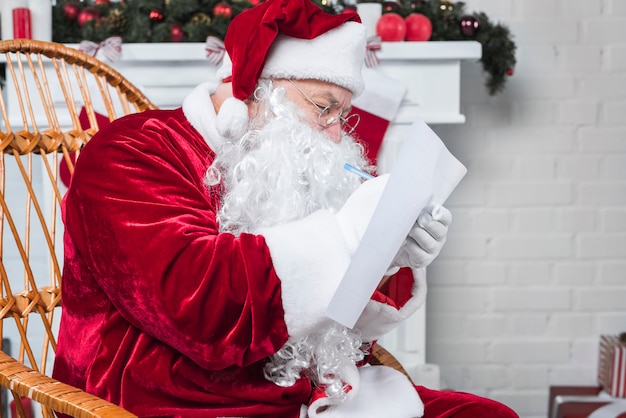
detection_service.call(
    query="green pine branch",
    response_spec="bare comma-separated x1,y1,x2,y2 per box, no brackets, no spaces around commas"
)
52,0,516,95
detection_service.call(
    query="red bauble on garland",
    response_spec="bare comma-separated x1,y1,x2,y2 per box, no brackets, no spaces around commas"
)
213,2,233,18
170,23,185,42
77,7,101,28
149,9,164,22
94,0,111,5
63,1,81,21
460,15,480,37
376,13,406,42
405,13,432,41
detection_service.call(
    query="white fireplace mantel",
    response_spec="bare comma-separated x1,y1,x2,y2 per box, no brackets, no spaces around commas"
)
68,40,481,126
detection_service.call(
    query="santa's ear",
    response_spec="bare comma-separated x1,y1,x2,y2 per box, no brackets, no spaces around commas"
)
216,96,249,140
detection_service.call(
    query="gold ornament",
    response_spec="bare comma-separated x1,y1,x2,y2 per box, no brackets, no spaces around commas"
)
192,12,211,26
108,8,127,31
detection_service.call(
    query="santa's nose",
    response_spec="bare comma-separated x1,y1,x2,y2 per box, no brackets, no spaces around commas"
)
324,123,343,143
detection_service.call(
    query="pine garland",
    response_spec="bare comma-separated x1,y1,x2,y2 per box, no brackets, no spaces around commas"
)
354,0,517,95
52,0,516,95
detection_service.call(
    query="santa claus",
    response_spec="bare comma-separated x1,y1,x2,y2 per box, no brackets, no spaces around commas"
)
53,0,518,417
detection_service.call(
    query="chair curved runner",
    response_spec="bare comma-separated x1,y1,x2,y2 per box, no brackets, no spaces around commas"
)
0,39,410,418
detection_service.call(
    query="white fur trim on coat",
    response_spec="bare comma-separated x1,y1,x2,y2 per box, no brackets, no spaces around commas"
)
309,365,424,418
258,210,351,339
355,267,427,342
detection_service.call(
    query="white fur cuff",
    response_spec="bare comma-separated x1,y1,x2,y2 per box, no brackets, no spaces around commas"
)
258,210,352,340
355,267,427,342
309,365,424,418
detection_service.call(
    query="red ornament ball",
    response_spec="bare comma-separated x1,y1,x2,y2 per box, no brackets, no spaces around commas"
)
77,7,101,28
62,1,81,21
460,15,480,37
149,9,164,22
405,13,432,41
170,23,185,42
94,0,111,5
376,13,406,42
213,2,233,18
506,68,514,76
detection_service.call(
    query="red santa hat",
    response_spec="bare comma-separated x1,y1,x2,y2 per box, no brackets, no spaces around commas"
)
215,0,366,139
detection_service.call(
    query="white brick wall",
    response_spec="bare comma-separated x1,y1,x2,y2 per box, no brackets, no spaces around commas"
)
424,1,626,417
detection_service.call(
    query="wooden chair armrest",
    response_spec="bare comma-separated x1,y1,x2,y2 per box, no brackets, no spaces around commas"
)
368,343,414,384
0,351,136,418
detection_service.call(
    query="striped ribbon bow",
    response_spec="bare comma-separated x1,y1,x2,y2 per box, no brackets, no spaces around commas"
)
364,35,382,68
79,36,122,63
205,36,226,66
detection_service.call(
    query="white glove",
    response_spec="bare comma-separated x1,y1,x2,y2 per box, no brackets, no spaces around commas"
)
335,174,389,252
388,204,451,271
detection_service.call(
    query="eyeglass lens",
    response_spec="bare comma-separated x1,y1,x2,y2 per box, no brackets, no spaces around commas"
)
288,79,360,134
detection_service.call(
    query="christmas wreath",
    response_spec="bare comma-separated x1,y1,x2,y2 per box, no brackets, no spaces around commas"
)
52,0,516,95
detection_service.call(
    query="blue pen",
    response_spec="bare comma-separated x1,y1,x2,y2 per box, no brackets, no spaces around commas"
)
344,163,375,180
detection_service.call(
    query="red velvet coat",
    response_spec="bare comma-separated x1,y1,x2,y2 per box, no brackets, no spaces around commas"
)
53,106,313,417
53,84,424,417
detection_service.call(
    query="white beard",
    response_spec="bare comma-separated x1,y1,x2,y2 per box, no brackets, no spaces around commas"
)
205,79,372,236
205,80,372,405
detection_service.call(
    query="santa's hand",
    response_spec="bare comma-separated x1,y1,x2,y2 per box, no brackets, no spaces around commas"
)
388,204,451,271
335,174,389,252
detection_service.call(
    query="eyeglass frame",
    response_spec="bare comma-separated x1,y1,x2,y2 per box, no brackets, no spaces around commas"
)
287,79,360,135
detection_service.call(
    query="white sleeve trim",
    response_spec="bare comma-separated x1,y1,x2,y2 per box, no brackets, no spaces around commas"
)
355,267,427,342
309,365,424,418
258,210,351,340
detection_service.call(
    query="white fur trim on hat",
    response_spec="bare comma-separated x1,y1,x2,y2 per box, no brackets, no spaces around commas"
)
184,79,248,142
182,81,231,150
216,22,366,97
262,22,366,96
216,96,249,140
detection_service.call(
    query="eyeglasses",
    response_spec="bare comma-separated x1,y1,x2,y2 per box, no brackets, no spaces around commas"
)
288,79,360,135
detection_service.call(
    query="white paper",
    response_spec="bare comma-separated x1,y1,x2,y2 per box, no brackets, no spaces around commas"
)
326,118,467,328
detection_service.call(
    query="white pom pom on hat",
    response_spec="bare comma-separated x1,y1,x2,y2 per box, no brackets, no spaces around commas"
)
214,0,366,139
216,96,249,140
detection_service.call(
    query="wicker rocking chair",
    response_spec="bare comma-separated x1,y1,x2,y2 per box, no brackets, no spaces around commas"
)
0,39,410,418
0,39,154,418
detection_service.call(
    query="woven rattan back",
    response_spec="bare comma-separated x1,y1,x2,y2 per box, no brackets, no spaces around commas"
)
0,39,154,418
